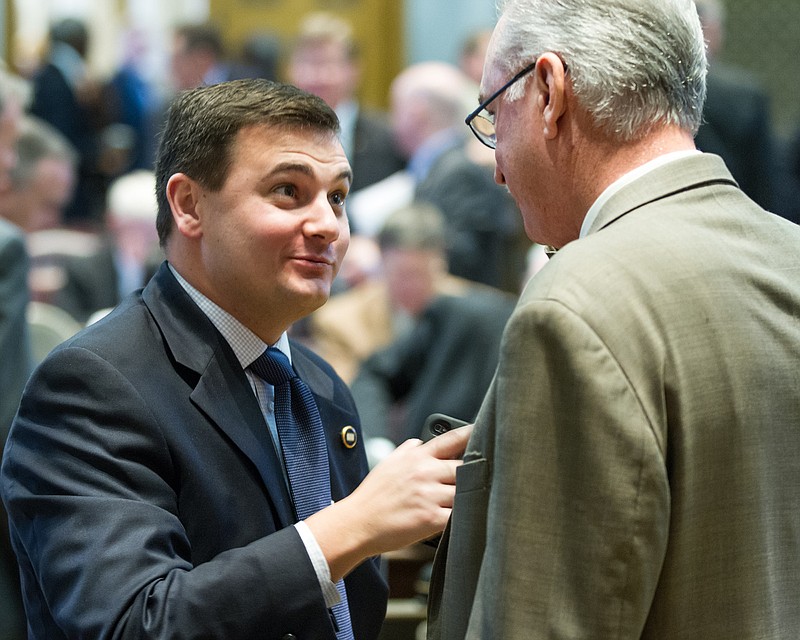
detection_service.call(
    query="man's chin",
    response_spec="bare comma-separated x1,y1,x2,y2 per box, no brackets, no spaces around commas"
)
293,281,332,312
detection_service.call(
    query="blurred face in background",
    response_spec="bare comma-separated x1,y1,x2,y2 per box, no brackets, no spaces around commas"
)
1,156,75,232
170,34,215,91
288,40,359,110
382,247,446,317
0,98,22,195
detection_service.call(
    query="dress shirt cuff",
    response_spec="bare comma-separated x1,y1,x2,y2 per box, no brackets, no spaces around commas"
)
294,521,342,608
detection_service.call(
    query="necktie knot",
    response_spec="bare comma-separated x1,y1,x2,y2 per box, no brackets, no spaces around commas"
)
251,347,296,385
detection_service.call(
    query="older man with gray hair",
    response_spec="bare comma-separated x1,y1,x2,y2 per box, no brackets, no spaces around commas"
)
427,1,800,638
390,61,524,292
0,115,77,233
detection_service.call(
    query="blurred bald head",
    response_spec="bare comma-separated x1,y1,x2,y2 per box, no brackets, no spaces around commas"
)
390,61,472,157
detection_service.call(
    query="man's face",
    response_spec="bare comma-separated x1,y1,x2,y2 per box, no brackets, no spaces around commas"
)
383,247,445,317
389,87,421,159
481,26,551,244
19,157,75,232
170,36,212,91
289,41,358,110
187,125,352,335
0,99,22,195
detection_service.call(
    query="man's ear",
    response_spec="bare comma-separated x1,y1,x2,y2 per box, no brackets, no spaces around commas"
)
533,52,569,140
166,173,204,239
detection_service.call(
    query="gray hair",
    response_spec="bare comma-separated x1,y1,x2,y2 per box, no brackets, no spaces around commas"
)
377,202,446,253
494,0,707,140
10,115,78,188
391,62,474,130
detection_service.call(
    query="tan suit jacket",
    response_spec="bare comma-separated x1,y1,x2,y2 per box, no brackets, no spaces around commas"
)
427,153,800,639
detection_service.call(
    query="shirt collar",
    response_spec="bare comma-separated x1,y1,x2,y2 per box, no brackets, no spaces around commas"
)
168,263,291,369
579,150,701,238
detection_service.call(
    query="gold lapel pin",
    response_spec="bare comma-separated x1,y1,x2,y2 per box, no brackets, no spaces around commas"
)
340,425,357,449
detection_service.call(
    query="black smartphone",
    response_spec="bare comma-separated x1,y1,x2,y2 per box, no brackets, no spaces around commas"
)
423,413,469,439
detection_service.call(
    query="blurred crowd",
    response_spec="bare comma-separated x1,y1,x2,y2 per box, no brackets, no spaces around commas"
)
1,1,800,637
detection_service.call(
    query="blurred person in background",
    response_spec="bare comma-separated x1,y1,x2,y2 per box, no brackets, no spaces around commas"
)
459,28,493,87
344,203,515,447
54,169,161,324
287,12,405,195
230,31,282,83
102,28,160,172
169,23,231,91
389,61,525,292
307,202,498,386
0,115,78,235
0,62,32,640
694,0,775,210
29,18,106,226
0,115,81,309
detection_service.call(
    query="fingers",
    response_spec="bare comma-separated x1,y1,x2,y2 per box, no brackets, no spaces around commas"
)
422,424,474,459
439,459,461,485
394,438,423,453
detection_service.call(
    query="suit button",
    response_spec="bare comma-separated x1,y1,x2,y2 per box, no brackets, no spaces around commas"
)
281,635,297,640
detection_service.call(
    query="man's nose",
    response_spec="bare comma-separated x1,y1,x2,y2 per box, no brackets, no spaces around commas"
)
306,194,340,240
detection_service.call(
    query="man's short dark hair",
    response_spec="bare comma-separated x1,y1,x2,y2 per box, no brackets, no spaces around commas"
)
154,78,340,246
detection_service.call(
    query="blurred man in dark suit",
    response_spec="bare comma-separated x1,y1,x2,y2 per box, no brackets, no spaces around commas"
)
288,12,406,194
30,18,106,224
390,61,525,291
694,0,776,210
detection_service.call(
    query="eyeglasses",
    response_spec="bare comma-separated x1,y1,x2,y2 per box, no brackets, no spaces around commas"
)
465,60,539,149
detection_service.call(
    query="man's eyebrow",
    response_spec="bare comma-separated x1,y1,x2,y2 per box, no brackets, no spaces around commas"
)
267,162,353,186
267,162,314,178
337,169,354,186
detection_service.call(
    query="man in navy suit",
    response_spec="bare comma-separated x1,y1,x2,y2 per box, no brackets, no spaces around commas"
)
1,78,469,639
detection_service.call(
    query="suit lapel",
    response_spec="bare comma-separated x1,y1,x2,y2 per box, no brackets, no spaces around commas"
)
191,350,295,527
143,264,295,528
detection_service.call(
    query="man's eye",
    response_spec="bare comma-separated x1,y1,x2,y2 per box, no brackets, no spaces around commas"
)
330,191,346,207
275,184,297,198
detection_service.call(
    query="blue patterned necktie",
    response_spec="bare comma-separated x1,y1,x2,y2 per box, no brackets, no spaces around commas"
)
250,347,355,640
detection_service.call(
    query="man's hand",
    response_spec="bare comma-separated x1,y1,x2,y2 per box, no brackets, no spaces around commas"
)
306,424,473,581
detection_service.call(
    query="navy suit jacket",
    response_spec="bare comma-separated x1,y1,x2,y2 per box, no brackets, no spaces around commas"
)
1,263,387,639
